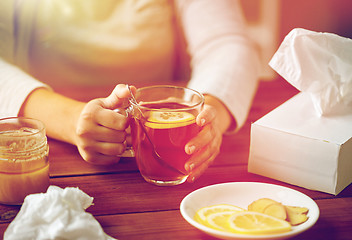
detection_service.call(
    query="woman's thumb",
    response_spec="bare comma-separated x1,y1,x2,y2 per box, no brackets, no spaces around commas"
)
102,84,131,109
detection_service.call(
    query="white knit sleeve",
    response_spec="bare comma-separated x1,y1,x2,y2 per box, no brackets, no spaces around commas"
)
175,0,261,131
0,58,51,118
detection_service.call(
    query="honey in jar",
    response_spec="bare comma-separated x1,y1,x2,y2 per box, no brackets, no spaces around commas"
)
0,117,50,205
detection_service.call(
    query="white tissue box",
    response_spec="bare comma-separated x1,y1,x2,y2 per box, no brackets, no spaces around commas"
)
248,92,352,195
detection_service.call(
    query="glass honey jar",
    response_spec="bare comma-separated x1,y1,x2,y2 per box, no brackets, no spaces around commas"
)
0,117,50,205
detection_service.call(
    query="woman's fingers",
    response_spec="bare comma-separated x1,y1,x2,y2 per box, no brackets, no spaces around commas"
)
187,153,217,183
75,84,136,164
185,128,221,176
184,104,223,182
185,123,215,155
95,107,130,130
79,151,123,165
101,84,130,109
196,104,216,127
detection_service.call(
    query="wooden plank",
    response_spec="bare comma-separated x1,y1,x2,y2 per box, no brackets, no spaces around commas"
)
95,198,352,240
2,197,352,240
47,165,345,217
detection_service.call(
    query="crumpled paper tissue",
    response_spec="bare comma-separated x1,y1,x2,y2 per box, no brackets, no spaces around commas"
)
4,186,116,240
269,28,352,116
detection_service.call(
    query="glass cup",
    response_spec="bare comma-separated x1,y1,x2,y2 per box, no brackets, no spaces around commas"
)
0,117,50,205
125,85,204,186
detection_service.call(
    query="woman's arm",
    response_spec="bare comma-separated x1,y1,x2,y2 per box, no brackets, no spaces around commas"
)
175,0,260,182
19,85,132,165
19,88,85,145
176,0,260,132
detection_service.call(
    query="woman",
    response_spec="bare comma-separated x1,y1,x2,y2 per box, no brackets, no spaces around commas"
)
0,0,260,182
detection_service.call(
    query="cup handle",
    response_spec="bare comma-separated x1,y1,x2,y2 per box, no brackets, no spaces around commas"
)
114,107,135,158
118,146,135,157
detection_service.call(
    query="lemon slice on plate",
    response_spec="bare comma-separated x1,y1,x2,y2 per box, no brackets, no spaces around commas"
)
194,204,244,225
145,111,196,129
228,211,292,235
206,211,239,232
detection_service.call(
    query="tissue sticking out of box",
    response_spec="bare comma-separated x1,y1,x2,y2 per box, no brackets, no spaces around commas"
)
269,28,352,116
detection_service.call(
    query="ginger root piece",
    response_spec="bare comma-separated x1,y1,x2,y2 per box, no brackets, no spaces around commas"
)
285,205,309,226
248,198,310,226
263,203,287,220
248,198,278,213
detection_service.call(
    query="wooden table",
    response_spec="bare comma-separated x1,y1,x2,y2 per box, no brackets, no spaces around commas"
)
1,78,352,240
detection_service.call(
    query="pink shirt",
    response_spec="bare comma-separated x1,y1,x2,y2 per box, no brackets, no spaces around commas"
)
0,0,260,130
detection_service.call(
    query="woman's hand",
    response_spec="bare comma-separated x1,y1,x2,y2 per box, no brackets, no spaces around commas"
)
20,84,135,165
184,95,235,182
74,84,133,165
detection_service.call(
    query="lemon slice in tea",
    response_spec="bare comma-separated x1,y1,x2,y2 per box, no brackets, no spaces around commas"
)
228,211,292,235
145,111,196,129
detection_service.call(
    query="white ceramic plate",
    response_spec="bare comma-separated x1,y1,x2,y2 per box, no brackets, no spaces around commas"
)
180,182,319,240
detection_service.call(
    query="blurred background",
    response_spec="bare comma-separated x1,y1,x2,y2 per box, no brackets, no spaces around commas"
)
241,0,352,80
